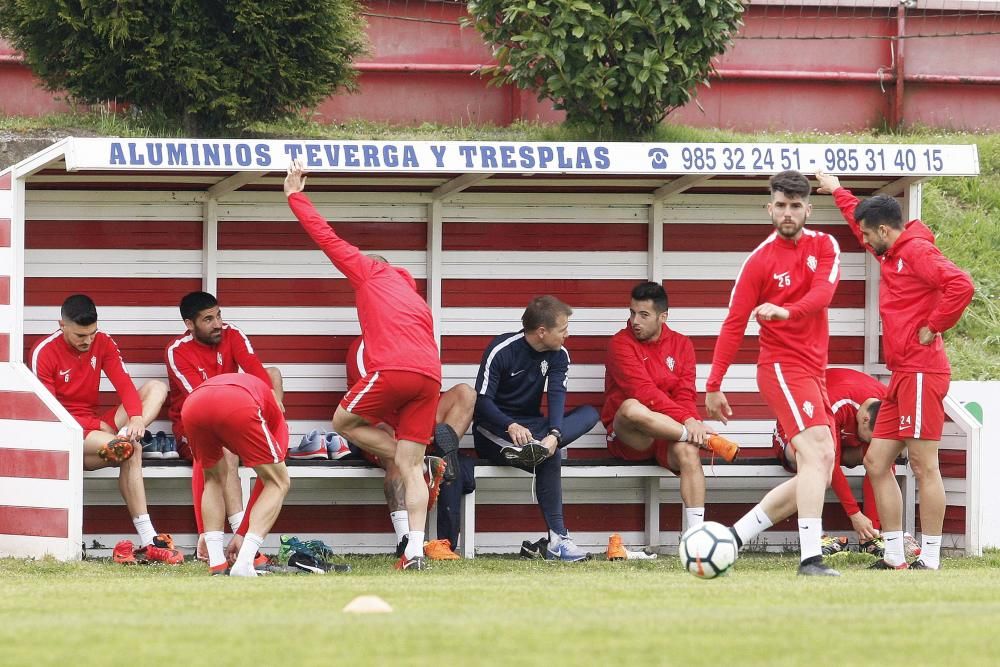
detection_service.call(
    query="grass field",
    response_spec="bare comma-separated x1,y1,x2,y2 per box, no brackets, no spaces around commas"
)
3,551,999,667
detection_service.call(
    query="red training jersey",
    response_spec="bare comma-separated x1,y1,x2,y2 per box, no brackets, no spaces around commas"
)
707,229,841,392
288,193,441,383
602,323,699,428
165,324,272,434
833,187,974,373
826,368,887,517
30,330,142,425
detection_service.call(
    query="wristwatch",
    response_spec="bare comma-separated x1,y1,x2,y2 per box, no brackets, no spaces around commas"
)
547,428,563,446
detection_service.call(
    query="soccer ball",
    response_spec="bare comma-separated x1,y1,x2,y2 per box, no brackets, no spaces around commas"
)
678,521,738,579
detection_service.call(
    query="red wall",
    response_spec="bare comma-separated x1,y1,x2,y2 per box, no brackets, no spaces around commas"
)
2,3,999,131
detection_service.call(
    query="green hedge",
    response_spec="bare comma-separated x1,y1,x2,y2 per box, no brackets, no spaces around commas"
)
0,0,368,134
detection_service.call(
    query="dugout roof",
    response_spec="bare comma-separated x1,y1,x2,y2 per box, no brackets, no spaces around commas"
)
5,137,980,198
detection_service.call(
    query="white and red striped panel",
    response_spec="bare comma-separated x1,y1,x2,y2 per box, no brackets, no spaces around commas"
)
0,363,82,559
17,187,968,546
1,170,12,361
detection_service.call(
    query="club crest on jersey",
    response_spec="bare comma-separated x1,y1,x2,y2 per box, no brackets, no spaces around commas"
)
897,258,904,273
802,401,814,418
666,356,675,371
540,360,549,376
90,356,97,370
773,271,791,288
807,255,817,272
217,352,223,366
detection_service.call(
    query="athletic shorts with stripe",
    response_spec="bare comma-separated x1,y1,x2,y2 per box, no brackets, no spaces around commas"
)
75,406,121,437
341,369,440,445
606,433,680,474
182,385,289,468
872,371,949,441
756,362,835,441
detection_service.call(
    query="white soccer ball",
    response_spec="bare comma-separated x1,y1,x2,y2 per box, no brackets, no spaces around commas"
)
678,521,738,579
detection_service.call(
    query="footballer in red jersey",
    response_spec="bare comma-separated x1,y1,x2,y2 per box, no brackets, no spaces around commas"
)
603,282,739,530
705,171,841,577
31,294,177,563
165,290,284,560
286,159,442,570
819,171,974,570
182,373,290,576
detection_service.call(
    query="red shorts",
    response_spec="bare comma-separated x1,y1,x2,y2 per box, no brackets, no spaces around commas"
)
182,385,288,468
757,362,835,440
341,370,439,445
606,431,679,474
872,371,949,441
75,406,121,436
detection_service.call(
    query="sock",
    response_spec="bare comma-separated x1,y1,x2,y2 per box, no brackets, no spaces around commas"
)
549,530,568,546
228,512,245,533
798,518,822,562
232,532,264,576
205,531,226,569
883,530,905,567
404,531,424,560
132,514,157,547
677,425,689,443
685,507,705,529
117,425,128,437
920,534,942,569
390,511,410,543
733,505,773,546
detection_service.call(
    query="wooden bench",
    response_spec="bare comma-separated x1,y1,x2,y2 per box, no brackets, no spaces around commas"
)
83,456,915,558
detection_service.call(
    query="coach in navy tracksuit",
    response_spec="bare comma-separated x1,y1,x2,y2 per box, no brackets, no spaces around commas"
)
473,295,600,562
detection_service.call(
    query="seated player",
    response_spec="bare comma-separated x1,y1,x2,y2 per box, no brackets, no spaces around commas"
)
772,367,920,559
31,294,179,564
164,291,284,559
181,373,290,576
473,295,601,562
346,335,475,559
602,282,740,531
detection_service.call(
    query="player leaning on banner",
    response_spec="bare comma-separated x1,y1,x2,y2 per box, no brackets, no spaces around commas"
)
817,171,974,571
31,294,179,564
705,170,843,577
285,159,443,571
602,281,740,532
473,296,600,562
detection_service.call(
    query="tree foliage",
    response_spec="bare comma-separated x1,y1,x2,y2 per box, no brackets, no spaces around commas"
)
0,1,368,134
465,0,744,137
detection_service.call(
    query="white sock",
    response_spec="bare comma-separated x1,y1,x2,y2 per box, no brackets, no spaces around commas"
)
404,531,424,560
132,514,157,547
390,511,410,543
228,512,245,533
920,534,942,569
798,518,822,562
232,532,264,576
677,425,689,443
733,505,773,546
685,507,705,529
883,530,905,567
117,425,128,437
205,531,226,569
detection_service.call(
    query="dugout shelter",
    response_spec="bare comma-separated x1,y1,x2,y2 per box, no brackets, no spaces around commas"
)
0,137,985,560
